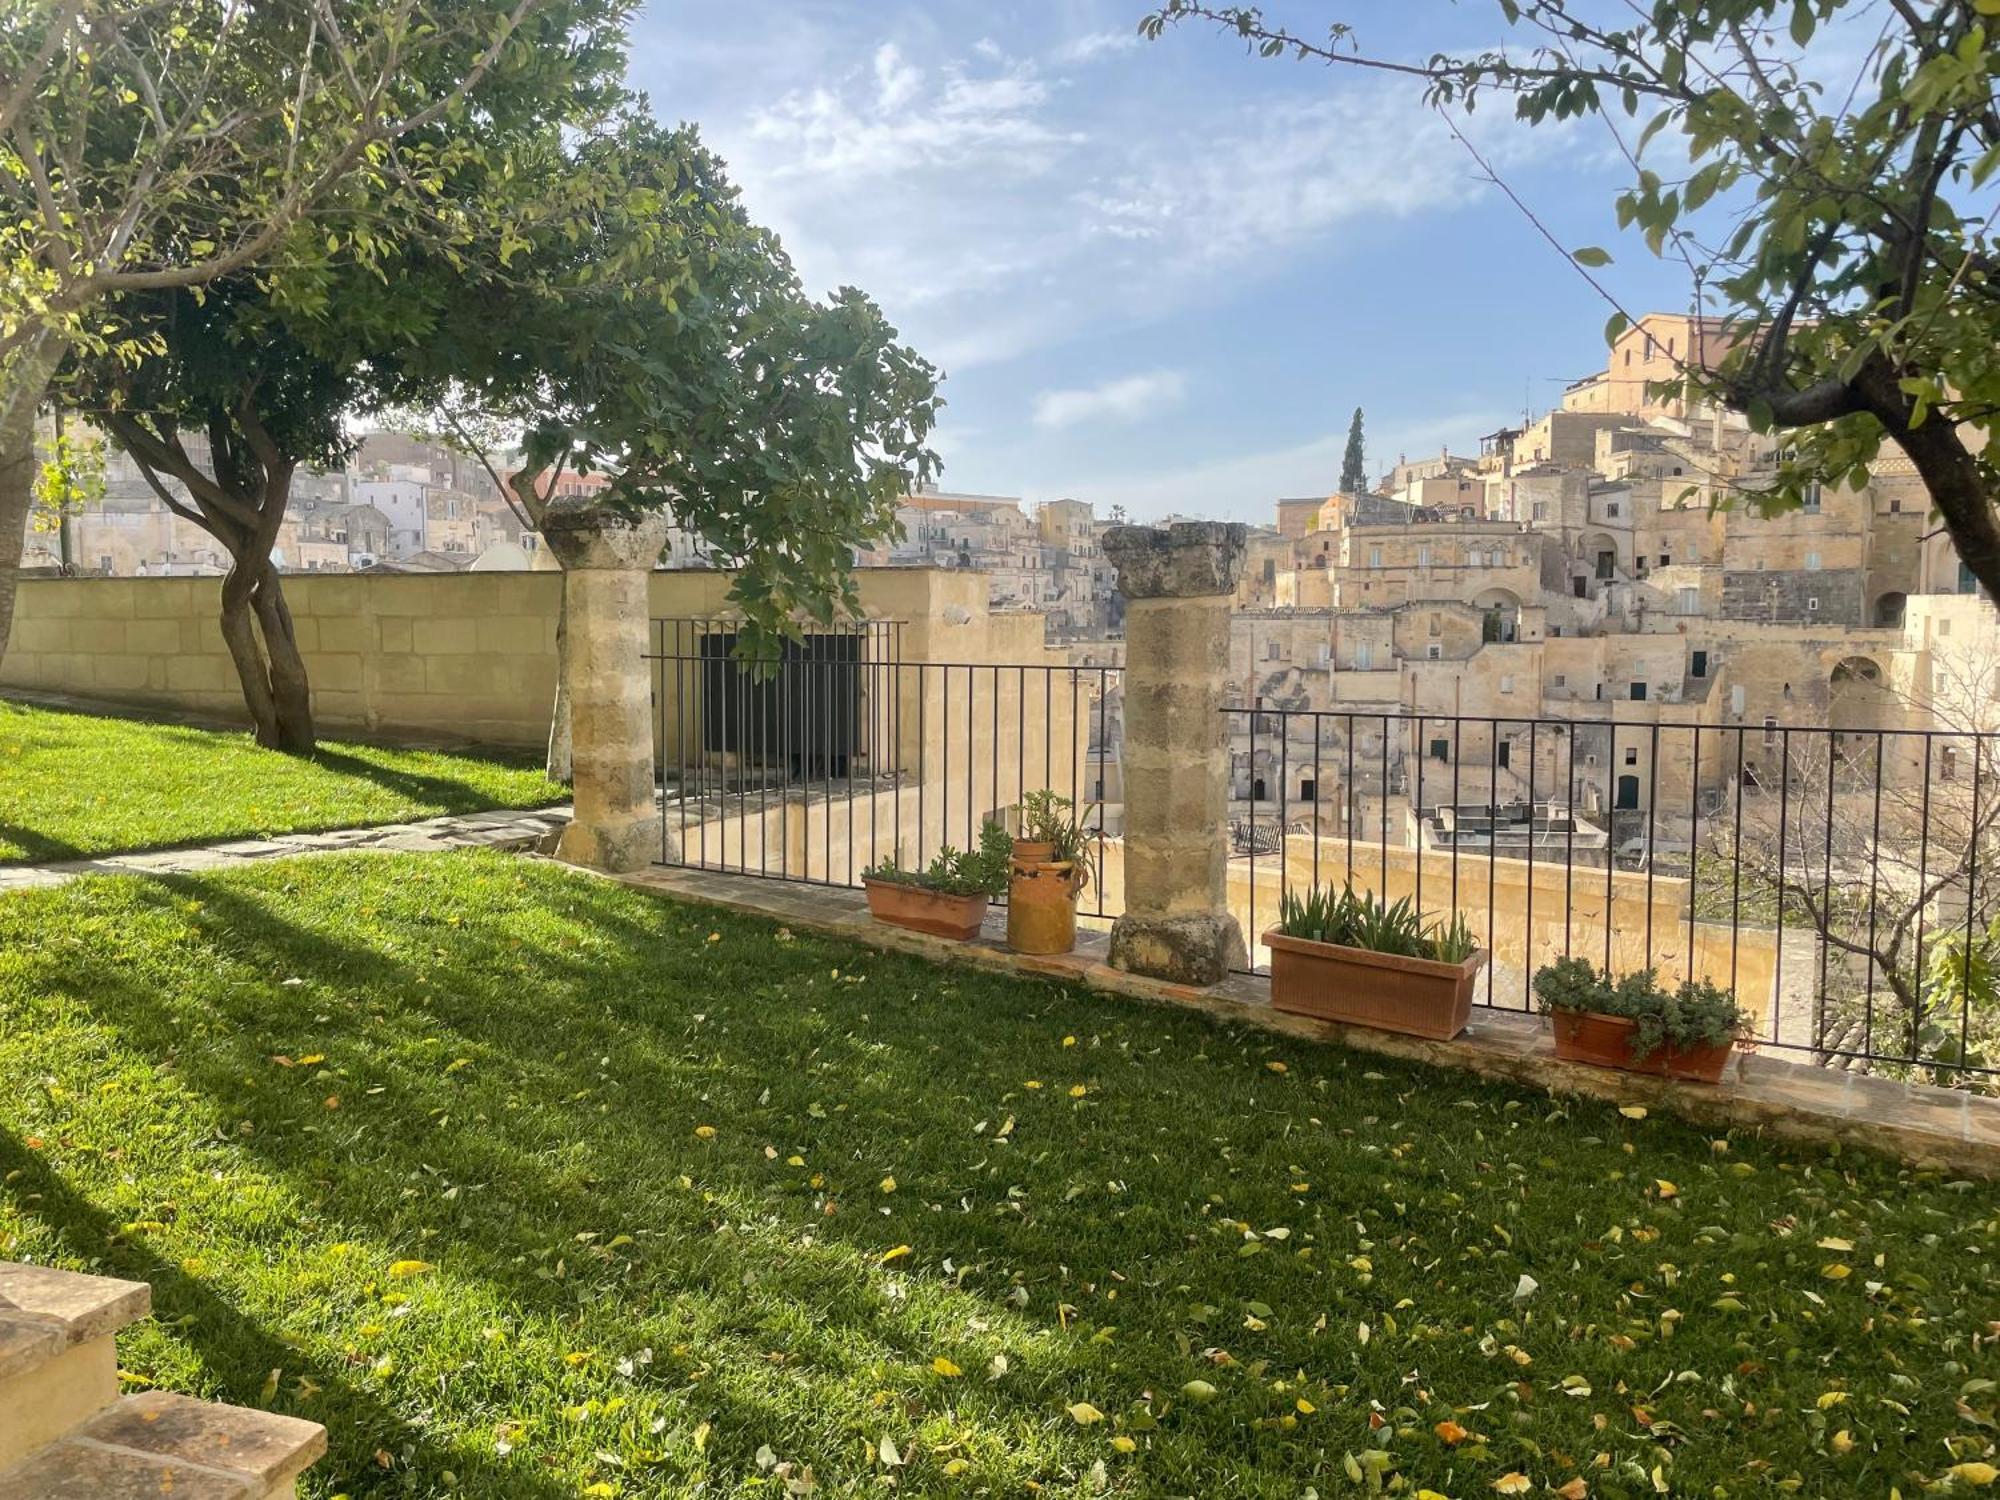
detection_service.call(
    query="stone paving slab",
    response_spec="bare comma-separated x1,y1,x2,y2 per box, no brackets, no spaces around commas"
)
0,808,572,892
617,862,2000,1180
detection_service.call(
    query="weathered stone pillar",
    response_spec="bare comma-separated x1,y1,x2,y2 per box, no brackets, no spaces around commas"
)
1104,521,1248,985
540,494,670,873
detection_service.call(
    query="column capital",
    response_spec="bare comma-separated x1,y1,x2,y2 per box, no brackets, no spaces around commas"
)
540,493,672,572
1102,521,1248,599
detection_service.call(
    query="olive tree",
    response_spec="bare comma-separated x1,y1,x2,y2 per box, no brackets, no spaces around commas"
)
0,0,576,662
391,118,941,780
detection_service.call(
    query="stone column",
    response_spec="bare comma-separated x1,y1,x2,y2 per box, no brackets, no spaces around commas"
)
540,494,670,873
1104,521,1248,985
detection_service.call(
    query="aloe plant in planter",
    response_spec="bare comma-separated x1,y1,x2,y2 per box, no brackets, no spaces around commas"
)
1263,885,1485,1039
862,821,1012,941
1532,957,1750,1082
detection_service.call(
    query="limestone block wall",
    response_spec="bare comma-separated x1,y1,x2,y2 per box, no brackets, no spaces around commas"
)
0,567,1060,754
1,573,562,745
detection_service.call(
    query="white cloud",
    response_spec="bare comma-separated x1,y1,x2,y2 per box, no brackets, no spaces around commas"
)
685,22,1582,381
1054,29,1140,64
1033,370,1188,430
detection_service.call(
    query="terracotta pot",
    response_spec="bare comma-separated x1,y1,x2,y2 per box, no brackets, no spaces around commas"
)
863,878,990,941
1263,931,1486,1040
1012,838,1059,864
1547,1008,1735,1083
1007,858,1085,955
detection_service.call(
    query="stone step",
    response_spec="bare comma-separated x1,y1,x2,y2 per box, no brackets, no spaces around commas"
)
0,1392,327,1500
0,1262,152,1469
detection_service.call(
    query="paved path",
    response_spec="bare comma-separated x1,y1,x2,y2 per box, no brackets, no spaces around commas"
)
0,806,572,893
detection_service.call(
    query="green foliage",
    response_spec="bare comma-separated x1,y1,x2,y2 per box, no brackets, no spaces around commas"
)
30,426,104,531
1019,789,1096,870
1533,957,1750,1057
1276,884,1479,963
0,700,561,864
383,114,941,662
3,849,1995,1496
865,820,1013,899
1338,406,1367,495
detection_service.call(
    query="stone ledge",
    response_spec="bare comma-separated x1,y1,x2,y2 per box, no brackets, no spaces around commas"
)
0,1394,327,1500
0,1263,149,1366
608,862,2000,1180
81,1392,326,1490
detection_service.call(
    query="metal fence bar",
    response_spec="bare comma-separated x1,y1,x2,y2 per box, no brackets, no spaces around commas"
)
639,634,1997,1082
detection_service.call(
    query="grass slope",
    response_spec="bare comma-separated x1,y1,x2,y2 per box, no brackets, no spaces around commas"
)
0,699,563,862
0,851,1995,1498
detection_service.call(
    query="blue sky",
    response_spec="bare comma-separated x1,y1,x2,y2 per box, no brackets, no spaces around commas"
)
631,1,1703,522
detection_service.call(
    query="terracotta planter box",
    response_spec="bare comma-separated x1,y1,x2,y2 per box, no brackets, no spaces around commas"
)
1548,1008,1735,1082
863,879,990,941
1263,931,1486,1040
1012,838,1058,864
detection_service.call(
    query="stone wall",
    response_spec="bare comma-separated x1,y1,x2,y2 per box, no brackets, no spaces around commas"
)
1720,567,1865,626
0,568,1040,750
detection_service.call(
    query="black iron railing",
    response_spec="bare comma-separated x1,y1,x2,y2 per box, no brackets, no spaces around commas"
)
1227,706,2000,1083
646,621,1122,918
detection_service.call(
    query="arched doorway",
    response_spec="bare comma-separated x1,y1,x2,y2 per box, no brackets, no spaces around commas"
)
1873,591,1907,628
1829,655,1894,734
1474,587,1524,643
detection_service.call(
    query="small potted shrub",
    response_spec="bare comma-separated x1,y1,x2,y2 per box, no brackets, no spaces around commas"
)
862,821,1011,941
1532,957,1749,1082
1009,790,1094,956
1264,885,1485,1039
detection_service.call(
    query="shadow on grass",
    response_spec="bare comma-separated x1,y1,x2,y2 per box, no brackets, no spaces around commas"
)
310,747,561,814
0,821,87,864
0,1127,584,1500
9,852,1951,1497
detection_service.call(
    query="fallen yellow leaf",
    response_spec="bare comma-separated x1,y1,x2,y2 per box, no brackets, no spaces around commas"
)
1494,1475,1532,1495
1067,1402,1105,1425
931,1357,962,1378
386,1260,434,1280
879,1244,911,1264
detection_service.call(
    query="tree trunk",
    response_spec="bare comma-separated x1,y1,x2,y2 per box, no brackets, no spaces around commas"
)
1852,354,2000,603
218,550,314,752
0,347,60,669
547,572,574,785
249,557,314,752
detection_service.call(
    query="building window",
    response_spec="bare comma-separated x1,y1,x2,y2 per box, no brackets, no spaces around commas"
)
1426,644,1443,660
1805,551,1822,571
1500,675,1514,694
1369,546,1383,569
1605,502,1621,518
1676,587,1699,614
1428,616,1441,637
1430,738,1450,762
1889,498,1902,514
1355,642,1372,669
1730,685,1746,715
1553,673,1566,688
1807,597,1820,612
1417,545,1432,567
1942,746,1959,782
1690,649,1708,678
1630,681,1648,701
1802,484,1821,513
1533,501,1549,521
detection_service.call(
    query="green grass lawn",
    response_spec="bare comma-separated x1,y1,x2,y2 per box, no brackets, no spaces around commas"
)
1,851,1996,1498
0,698,564,862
